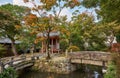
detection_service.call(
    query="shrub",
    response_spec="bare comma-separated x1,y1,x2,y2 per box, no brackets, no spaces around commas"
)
104,62,117,78
67,45,80,52
60,39,69,52
0,67,18,78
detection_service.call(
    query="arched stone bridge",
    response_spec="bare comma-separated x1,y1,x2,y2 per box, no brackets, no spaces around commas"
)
0,54,45,73
69,51,112,67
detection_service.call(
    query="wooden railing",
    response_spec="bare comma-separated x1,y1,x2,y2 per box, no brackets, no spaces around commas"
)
0,53,45,73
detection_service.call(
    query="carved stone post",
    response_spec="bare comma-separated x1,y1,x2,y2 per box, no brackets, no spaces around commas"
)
10,57,14,67
102,61,107,73
65,49,68,57
21,55,26,61
102,61,106,67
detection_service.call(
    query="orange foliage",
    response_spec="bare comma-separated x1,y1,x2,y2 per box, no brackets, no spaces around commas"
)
24,14,38,26
15,25,21,30
41,0,56,10
69,0,80,8
30,31,37,35
23,0,29,3
34,37,46,44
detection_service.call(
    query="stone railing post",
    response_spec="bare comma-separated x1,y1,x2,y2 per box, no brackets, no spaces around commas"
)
31,55,35,61
22,55,26,60
70,49,72,53
102,61,106,68
65,49,68,57
10,57,14,67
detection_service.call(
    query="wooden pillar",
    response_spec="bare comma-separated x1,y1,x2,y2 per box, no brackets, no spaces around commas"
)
41,41,44,53
56,38,60,53
56,39,58,53
51,38,53,54
46,43,47,55
65,49,68,57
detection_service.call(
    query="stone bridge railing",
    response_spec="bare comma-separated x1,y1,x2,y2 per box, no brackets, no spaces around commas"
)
69,51,112,66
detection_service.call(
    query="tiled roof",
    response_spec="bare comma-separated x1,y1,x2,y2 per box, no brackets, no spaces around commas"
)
37,31,60,37
0,38,20,44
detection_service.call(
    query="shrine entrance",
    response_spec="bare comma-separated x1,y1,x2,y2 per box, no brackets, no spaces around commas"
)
40,32,60,53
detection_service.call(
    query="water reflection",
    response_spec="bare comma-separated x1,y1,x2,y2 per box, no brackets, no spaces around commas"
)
19,69,103,78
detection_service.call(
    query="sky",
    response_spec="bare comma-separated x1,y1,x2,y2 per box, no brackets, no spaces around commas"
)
0,0,97,21
0,0,12,5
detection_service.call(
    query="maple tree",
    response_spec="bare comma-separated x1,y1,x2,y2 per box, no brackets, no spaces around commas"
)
23,0,81,59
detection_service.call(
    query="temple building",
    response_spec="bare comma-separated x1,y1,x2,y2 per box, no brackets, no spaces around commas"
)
0,38,20,56
37,31,60,53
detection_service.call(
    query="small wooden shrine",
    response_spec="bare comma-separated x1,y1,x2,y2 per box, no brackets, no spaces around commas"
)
37,32,60,53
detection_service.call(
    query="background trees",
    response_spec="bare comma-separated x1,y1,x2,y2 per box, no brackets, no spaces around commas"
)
82,0,120,23
0,10,20,55
69,12,106,51
81,0,120,49
0,0,119,54
0,4,29,55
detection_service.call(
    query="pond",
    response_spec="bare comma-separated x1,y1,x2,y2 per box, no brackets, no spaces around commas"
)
19,65,104,78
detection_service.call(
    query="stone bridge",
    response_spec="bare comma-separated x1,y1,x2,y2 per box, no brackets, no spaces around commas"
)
69,51,112,67
0,53,45,73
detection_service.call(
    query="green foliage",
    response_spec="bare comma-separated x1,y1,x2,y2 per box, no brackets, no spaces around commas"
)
112,53,120,78
80,0,120,51
0,10,20,55
0,4,29,38
81,0,120,23
0,4,30,20
0,44,6,57
67,45,80,52
116,32,120,43
0,10,20,37
60,39,69,52
0,67,18,78
0,4,29,55
104,62,117,78
82,0,99,8
71,13,107,51
19,29,36,50
71,34,84,50
88,43,107,51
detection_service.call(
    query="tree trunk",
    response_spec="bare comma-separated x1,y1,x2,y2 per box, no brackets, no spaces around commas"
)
11,40,17,56
46,27,51,59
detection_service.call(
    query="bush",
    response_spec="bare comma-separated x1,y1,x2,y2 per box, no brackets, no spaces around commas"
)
60,39,69,52
67,45,80,52
0,67,18,78
104,62,117,78
116,33,120,43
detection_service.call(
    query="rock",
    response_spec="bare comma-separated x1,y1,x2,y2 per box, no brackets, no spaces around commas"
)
32,57,77,74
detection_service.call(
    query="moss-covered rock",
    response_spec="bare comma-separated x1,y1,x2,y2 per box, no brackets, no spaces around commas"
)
67,46,80,52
